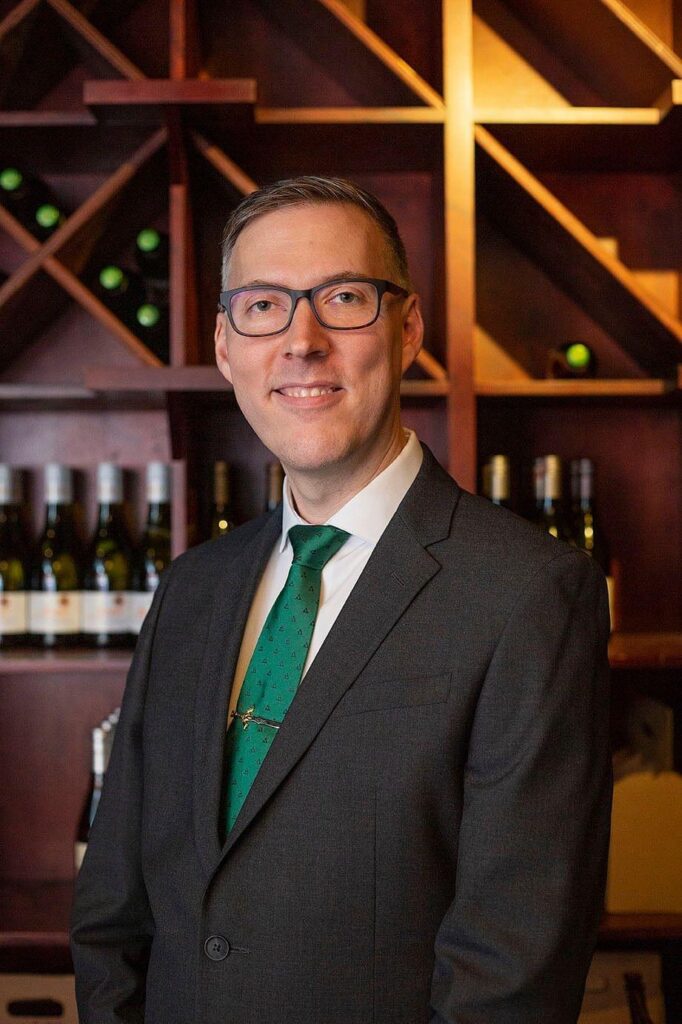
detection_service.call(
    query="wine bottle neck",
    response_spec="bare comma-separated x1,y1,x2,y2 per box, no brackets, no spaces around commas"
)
96,501,125,525
145,502,171,529
44,502,74,526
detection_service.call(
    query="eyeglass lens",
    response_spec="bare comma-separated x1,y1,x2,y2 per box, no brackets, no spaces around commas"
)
230,280,380,335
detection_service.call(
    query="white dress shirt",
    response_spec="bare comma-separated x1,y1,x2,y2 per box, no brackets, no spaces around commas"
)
226,429,424,729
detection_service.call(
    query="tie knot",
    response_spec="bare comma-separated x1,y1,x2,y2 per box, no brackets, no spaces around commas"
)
288,525,350,570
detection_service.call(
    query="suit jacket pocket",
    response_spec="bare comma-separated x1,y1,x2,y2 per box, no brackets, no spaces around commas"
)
335,671,451,716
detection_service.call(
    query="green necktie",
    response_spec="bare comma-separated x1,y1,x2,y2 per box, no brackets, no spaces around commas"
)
221,524,350,839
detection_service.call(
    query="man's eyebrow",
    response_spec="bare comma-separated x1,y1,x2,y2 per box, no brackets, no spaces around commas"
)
232,272,368,290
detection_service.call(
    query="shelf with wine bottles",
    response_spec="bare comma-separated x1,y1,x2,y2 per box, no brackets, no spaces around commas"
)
0,459,184,659
0,128,171,370
475,126,682,378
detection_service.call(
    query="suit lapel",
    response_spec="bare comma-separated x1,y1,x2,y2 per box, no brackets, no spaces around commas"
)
193,511,282,878
215,446,461,866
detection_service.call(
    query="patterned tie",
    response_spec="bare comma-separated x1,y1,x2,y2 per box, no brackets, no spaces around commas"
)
221,524,350,839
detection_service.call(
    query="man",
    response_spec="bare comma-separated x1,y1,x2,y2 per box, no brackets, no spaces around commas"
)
71,176,612,1023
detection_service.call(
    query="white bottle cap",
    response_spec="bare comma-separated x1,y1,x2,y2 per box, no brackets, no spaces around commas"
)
97,463,123,504
146,462,170,503
92,726,106,775
45,463,73,504
0,464,14,505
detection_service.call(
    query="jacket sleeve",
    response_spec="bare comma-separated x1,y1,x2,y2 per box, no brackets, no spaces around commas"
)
70,564,173,1023
429,549,612,1024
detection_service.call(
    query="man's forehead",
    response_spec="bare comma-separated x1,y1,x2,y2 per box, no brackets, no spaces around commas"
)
228,202,393,283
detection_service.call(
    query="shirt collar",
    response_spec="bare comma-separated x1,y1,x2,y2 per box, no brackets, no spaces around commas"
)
279,428,423,553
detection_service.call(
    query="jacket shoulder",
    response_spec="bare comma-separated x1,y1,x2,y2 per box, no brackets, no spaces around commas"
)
448,487,595,581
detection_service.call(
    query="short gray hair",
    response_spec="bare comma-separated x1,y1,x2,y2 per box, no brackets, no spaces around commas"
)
220,175,411,290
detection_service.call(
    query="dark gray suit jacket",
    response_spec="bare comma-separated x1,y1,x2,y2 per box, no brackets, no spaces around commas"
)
70,445,612,1024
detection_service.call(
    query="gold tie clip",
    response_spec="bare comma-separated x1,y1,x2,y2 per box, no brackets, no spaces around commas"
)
231,706,281,731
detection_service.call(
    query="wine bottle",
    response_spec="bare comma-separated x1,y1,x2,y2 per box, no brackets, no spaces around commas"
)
547,342,597,379
82,463,132,649
0,166,66,240
29,465,82,648
483,455,511,509
0,464,29,648
33,201,66,241
135,299,169,363
266,461,284,513
624,972,655,1024
135,228,169,285
74,726,106,872
570,458,615,629
211,461,236,538
130,462,171,635
532,456,572,542
95,265,146,330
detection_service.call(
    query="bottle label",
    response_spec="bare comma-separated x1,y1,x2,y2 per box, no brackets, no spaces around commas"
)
29,591,81,634
82,591,129,634
0,591,28,633
128,591,154,634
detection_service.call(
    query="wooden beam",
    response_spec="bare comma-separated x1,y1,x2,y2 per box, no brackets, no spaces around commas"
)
443,0,477,489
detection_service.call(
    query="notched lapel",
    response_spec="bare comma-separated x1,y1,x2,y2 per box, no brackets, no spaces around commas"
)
216,448,460,865
193,512,282,879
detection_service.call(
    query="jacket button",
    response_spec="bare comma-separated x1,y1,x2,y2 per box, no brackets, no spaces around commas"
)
204,935,230,961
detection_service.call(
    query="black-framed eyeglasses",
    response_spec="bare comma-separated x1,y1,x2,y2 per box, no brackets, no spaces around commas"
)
218,277,408,337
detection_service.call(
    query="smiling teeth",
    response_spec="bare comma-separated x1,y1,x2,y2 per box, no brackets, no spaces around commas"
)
281,386,337,397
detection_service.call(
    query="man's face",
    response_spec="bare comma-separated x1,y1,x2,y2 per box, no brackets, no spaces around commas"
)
214,201,423,480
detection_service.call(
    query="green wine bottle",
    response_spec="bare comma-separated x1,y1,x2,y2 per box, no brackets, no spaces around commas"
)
135,300,169,363
135,228,169,284
95,265,146,330
75,726,106,872
570,458,614,629
532,455,572,542
0,167,66,239
0,464,29,648
82,463,133,649
483,454,511,509
211,461,236,538
29,464,83,649
130,462,171,636
265,461,284,513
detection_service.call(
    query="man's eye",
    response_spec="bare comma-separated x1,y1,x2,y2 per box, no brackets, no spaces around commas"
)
252,300,273,312
330,290,360,304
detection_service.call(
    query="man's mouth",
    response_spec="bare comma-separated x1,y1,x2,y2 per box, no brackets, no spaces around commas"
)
275,385,342,398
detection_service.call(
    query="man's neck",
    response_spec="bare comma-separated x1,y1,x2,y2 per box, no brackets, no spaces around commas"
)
286,428,409,525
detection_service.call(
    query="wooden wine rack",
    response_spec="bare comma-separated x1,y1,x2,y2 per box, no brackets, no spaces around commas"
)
0,0,680,989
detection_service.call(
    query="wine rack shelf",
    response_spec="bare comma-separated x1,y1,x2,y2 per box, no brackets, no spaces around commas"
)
599,913,682,942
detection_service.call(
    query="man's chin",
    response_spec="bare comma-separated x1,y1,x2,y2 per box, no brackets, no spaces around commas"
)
272,439,354,478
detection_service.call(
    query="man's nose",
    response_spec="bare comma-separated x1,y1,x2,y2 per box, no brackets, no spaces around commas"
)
282,297,331,357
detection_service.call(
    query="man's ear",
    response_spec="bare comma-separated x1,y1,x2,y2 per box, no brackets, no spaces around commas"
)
214,312,233,385
401,293,424,374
